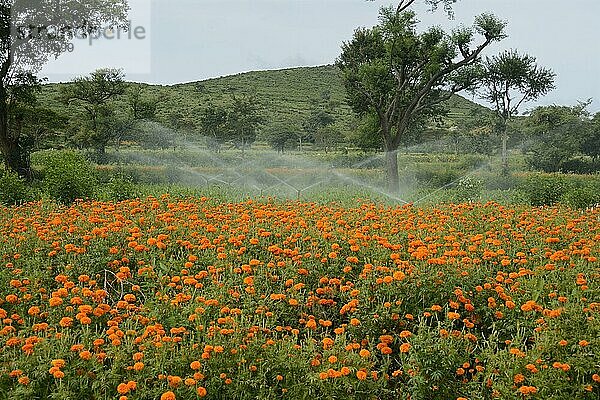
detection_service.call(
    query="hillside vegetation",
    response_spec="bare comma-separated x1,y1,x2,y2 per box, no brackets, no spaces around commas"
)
38,65,491,141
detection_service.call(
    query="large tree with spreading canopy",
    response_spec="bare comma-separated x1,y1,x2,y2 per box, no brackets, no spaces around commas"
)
338,3,506,192
0,0,129,178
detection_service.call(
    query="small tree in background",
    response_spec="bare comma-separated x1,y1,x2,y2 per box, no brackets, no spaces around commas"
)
119,84,159,149
302,108,335,152
6,77,66,165
200,104,229,153
264,122,299,153
227,94,264,156
474,50,555,174
60,68,126,161
525,102,591,173
581,112,600,161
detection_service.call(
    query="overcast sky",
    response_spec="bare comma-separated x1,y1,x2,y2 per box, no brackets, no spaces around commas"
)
41,0,600,112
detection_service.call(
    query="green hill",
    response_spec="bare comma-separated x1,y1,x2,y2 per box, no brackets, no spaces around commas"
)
38,65,491,143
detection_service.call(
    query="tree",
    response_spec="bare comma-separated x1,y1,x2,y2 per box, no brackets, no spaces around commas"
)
525,102,591,173
581,112,600,161
314,125,341,154
200,104,229,152
337,6,506,192
302,107,335,151
0,0,128,177
128,84,158,121
120,84,160,149
474,50,555,174
60,68,126,160
4,73,66,169
368,0,459,16
9,95,67,153
264,122,299,153
227,94,264,156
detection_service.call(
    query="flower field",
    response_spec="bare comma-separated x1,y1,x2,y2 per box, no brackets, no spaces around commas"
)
0,197,599,399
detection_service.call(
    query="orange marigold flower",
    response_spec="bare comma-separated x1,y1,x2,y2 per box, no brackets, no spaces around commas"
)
518,386,538,395
18,376,30,385
167,375,182,388
447,312,460,320
399,343,411,353
190,360,201,370
52,370,65,379
184,378,196,386
117,383,130,395
160,391,176,400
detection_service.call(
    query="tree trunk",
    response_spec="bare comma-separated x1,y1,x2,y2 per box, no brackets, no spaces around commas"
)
382,117,400,193
385,148,400,194
0,138,32,179
95,145,108,164
501,132,508,175
0,95,32,180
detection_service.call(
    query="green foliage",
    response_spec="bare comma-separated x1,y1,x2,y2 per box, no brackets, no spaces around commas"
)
562,180,600,209
132,121,175,150
60,68,127,159
263,122,300,153
581,113,600,159
525,103,591,173
474,50,555,174
102,173,138,202
37,66,492,156
0,170,30,205
412,164,463,188
198,95,264,152
519,174,569,206
476,50,555,121
227,94,265,150
42,151,97,204
453,176,483,202
200,104,229,151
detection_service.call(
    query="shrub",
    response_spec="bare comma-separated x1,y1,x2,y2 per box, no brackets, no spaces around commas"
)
560,158,600,174
453,176,483,203
483,173,522,191
0,170,30,205
42,151,97,204
518,174,570,206
413,165,463,189
562,181,600,209
103,174,137,201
